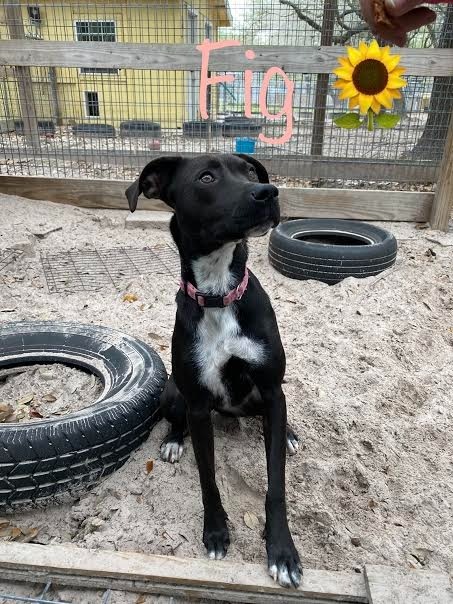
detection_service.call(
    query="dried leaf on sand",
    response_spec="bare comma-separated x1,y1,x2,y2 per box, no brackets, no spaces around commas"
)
244,511,259,530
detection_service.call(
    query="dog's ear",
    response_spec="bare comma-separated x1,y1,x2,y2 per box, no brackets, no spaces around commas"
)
125,180,142,213
125,156,183,212
234,154,269,184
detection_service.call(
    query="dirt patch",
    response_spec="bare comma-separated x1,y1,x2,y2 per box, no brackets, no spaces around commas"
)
0,364,103,422
0,193,452,603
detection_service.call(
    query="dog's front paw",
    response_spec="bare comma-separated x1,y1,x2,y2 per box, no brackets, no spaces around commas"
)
267,533,302,588
160,434,184,464
203,511,230,560
286,426,299,456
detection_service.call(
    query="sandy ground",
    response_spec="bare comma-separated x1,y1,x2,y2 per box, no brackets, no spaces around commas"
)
0,193,452,603
0,364,103,422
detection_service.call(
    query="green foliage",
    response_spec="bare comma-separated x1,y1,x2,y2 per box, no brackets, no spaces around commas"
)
333,112,362,129
375,113,401,128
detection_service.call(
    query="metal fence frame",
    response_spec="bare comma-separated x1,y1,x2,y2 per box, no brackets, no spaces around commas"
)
0,2,452,229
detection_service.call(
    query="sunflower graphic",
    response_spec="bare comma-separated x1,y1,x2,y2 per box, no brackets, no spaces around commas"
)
333,40,407,131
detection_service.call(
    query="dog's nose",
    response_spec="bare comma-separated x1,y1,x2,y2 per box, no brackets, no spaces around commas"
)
251,184,279,202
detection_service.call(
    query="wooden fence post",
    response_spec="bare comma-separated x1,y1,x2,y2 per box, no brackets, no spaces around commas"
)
4,0,40,149
430,109,453,231
310,0,335,158
48,67,62,126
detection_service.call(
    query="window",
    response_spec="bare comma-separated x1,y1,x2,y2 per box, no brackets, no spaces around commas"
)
187,10,198,44
75,21,118,74
84,91,100,117
27,6,41,25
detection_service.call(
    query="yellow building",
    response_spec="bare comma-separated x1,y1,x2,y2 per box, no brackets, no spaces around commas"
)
0,0,231,132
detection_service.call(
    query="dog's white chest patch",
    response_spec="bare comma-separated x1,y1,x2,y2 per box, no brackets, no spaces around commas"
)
192,245,265,400
196,308,263,399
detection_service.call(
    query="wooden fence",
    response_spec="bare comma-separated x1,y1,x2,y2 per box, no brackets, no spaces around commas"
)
0,541,452,603
0,36,452,230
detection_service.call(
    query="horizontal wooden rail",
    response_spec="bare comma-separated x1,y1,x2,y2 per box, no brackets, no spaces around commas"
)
1,149,439,182
0,543,451,603
0,175,433,221
0,40,452,75
0,542,367,603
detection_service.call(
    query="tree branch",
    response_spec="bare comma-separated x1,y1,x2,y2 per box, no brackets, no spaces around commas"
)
280,0,369,44
338,9,359,18
279,0,323,32
334,24,369,44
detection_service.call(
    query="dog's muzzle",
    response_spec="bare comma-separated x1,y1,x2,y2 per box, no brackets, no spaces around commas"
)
251,184,280,227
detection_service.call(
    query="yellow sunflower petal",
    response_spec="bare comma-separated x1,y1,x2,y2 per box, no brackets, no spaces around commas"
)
366,40,381,60
384,55,401,72
387,75,407,89
333,66,354,80
347,46,363,66
388,89,402,99
337,56,352,69
333,78,349,89
359,41,368,56
381,46,391,61
338,82,359,100
371,98,381,114
375,89,393,109
348,95,360,109
358,94,373,114
390,66,406,77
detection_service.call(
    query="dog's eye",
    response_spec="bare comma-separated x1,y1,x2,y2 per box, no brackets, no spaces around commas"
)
200,172,215,184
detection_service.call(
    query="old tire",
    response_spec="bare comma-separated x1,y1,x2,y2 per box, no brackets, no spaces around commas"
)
0,321,167,511
182,120,222,137
119,120,161,138
269,219,397,284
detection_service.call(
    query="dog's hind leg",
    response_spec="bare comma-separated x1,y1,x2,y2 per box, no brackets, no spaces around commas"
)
228,385,299,456
159,374,188,463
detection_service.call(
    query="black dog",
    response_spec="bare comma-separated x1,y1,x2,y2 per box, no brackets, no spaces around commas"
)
126,154,301,588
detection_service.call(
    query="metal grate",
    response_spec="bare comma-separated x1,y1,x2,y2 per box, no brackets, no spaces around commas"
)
0,581,113,603
40,245,179,293
0,248,24,271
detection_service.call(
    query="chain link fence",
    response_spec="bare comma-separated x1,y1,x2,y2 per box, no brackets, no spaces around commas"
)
0,0,451,190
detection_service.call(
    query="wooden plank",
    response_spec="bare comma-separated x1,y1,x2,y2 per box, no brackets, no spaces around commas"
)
279,188,432,221
364,564,453,604
4,2,40,150
0,175,165,211
0,40,452,76
125,210,173,229
1,149,439,182
0,542,368,603
0,176,433,221
265,157,438,182
430,110,453,231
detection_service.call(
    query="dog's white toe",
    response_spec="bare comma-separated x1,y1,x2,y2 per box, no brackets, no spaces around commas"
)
268,564,278,582
277,564,292,588
160,441,184,463
286,433,299,456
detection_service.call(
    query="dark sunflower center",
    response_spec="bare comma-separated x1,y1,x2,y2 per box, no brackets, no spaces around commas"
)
352,59,388,95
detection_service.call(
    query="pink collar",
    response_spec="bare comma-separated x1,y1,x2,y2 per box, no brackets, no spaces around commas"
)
180,268,249,308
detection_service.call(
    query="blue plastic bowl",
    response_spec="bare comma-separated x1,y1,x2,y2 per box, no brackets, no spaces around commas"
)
235,137,256,154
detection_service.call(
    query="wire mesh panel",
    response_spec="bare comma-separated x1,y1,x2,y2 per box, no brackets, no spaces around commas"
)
0,0,451,189
0,248,23,271
40,245,180,293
